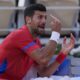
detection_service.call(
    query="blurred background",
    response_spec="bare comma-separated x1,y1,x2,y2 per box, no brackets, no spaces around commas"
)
0,0,80,45
0,0,80,55
0,0,80,76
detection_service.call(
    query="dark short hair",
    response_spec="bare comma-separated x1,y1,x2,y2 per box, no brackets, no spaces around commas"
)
24,3,46,19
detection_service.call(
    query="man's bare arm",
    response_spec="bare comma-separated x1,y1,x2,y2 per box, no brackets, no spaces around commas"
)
37,33,75,77
30,40,57,65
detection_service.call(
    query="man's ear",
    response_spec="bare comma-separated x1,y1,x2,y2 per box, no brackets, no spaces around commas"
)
28,18,31,23
25,16,31,24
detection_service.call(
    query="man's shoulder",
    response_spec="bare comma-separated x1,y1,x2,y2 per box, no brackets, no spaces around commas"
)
10,25,27,36
16,25,29,34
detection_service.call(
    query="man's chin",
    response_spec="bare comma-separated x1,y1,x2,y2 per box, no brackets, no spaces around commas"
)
34,28,45,36
34,31,44,36
38,30,45,35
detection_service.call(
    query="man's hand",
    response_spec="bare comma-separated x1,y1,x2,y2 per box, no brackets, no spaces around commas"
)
50,14,61,33
61,33,75,55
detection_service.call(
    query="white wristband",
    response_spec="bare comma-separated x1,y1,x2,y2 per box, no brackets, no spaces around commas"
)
50,31,60,43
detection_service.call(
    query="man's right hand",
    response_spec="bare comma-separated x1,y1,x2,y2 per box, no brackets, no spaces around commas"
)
50,14,61,33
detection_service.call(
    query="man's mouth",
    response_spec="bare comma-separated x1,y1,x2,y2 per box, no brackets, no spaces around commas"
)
38,26,45,31
38,27,45,34
39,26,45,29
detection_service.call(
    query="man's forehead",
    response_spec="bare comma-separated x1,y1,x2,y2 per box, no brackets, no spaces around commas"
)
34,11,47,16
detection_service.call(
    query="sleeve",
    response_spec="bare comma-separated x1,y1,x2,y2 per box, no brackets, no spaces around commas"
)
0,59,7,74
15,32,40,55
0,46,7,73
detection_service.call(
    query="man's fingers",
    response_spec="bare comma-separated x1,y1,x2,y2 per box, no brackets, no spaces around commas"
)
50,14,57,20
63,36,66,44
69,33,75,48
49,14,61,23
62,36,66,48
70,33,75,43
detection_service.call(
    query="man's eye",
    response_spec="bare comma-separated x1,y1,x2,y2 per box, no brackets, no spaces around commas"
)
38,16,47,20
38,16,43,19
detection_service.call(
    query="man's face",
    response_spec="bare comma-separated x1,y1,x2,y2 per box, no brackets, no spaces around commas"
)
30,11,47,35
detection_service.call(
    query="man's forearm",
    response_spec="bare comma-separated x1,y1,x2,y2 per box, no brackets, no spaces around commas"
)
37,60,60,77
30,40,57,65
38,31,60,62
30,31,60,65
40,40,57,61
37,51,67,77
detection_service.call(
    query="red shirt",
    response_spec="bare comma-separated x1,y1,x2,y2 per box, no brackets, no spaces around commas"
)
0,25,41,80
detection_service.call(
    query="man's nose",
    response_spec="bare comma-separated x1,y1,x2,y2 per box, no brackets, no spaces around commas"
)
42,18,46,23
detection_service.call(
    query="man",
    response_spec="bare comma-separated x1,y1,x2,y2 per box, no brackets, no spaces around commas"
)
0,3,75,80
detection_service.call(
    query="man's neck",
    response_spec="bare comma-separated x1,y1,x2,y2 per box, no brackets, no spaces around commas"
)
26,24,37,39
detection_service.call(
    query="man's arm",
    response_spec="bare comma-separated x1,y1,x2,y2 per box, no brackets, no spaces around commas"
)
37,33,75,77
29,15,61,65
30,40,57,65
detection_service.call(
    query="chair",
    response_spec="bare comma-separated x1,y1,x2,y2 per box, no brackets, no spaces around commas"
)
71,57,80,76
